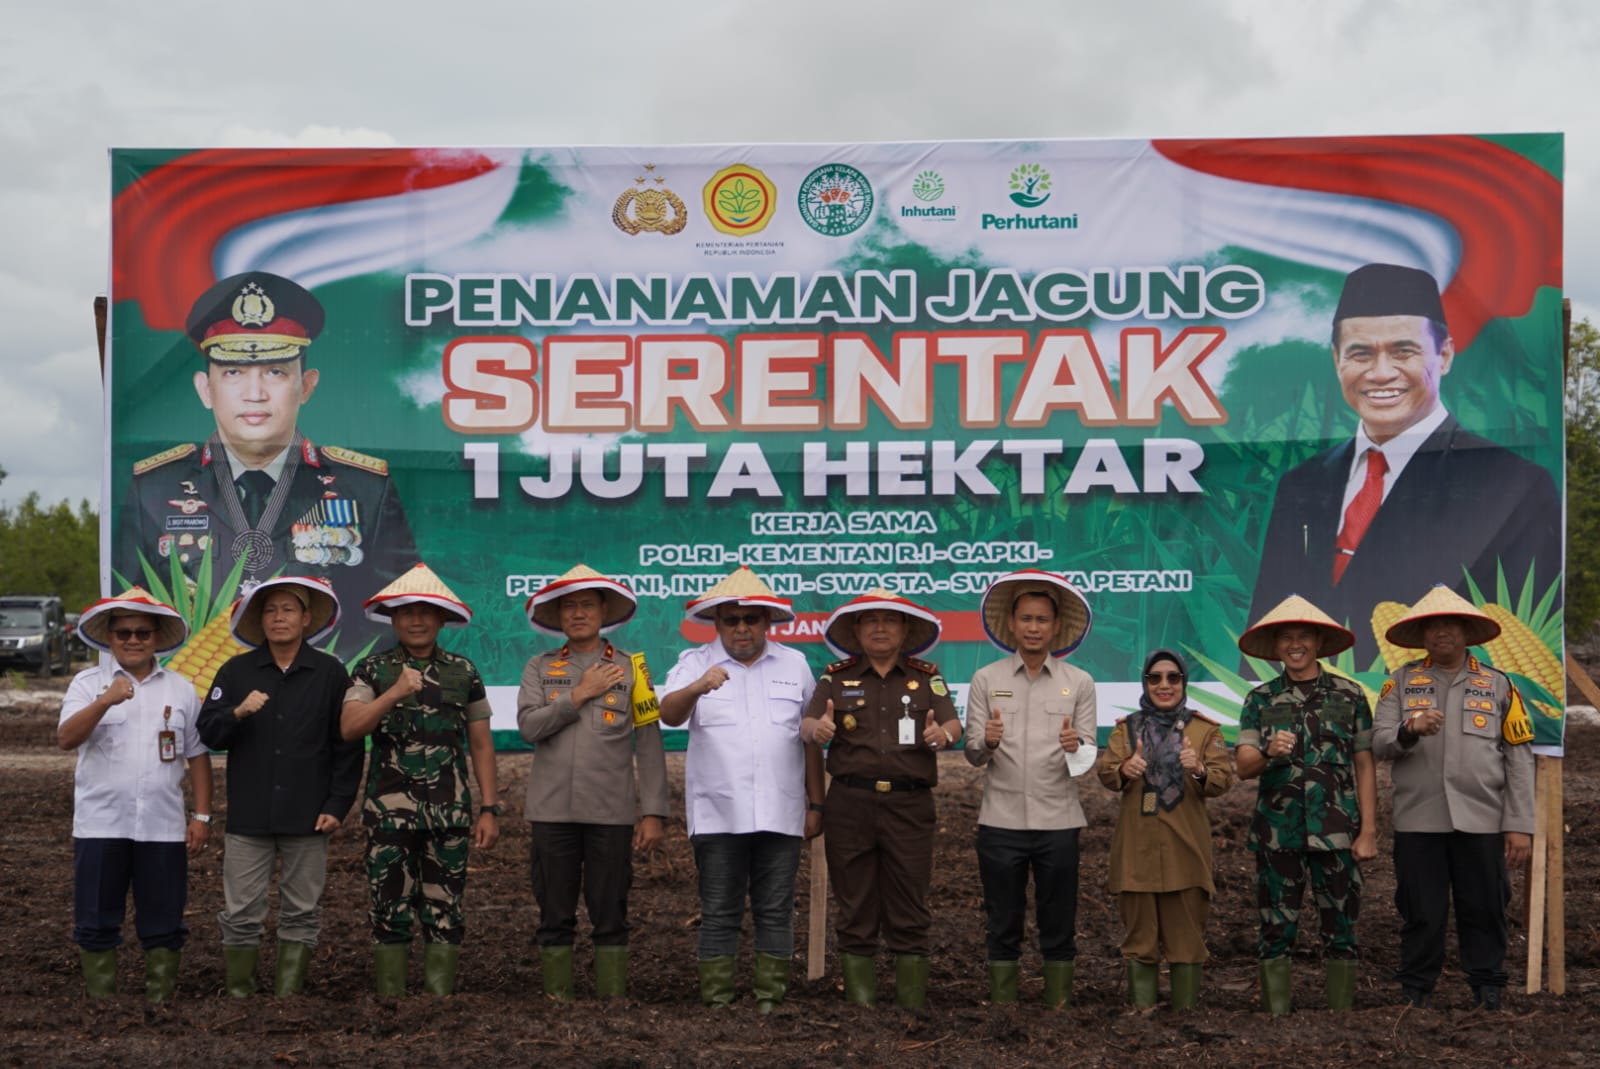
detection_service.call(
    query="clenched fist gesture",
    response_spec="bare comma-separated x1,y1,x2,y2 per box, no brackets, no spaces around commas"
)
235,690,271,719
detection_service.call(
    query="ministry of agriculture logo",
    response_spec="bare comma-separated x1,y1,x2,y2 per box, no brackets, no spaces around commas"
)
911,170,945,202
798,163,874,236
1008,163,1052,208
704,164,778,236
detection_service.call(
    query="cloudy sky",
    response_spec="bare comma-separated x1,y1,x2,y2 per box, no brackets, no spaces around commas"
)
2,0,1595,512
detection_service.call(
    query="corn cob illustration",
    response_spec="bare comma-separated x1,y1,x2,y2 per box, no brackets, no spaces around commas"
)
165,611,246,701
1369,601,1412,672
1480,604,1565,718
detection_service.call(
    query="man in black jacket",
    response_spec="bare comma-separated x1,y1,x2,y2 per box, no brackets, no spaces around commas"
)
1249,263,1560,667
198,576,361,997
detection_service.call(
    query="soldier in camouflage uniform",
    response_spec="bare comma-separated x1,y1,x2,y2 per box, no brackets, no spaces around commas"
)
1236,596,1377,1015
341,563,500,996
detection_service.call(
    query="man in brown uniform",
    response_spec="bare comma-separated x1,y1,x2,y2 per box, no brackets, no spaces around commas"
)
516,564,669,1001
801,589,963,1008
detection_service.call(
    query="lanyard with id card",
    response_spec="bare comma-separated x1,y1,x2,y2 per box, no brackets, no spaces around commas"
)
898,694,916,746
158,705,177,763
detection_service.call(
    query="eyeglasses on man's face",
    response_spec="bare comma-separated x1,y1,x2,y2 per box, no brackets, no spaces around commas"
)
111,628,156,642
717,612,768,628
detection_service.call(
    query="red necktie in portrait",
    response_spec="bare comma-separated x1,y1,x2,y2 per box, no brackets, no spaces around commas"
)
1332,448,1388,584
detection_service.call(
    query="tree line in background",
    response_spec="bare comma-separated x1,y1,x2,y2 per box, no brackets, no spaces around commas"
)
0,318,1597,645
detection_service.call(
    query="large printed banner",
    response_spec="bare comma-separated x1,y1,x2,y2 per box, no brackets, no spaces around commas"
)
105,136,1567,752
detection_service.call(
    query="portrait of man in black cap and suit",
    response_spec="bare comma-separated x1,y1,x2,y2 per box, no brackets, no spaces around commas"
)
1249,263,1561,667
116,271,418,657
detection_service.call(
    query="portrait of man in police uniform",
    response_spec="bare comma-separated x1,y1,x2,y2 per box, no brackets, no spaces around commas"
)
116,271,418,657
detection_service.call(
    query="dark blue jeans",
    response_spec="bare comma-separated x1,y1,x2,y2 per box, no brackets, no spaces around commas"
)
976,825,1080,962
73,838,188,952
691,832,802,959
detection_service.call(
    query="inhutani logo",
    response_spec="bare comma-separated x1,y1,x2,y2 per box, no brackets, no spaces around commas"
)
912,170,945,202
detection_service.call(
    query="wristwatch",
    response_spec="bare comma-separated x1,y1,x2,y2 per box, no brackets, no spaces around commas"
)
807,802,824,813
191,813,212,824
480,804,502,816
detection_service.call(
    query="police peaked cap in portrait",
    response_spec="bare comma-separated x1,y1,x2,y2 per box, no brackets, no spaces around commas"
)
186,271,326,364
1332,263,1448,333
1238,594,1356,661
823,588,941,659
230,575,342,649
365,562,473,627
526,564,638,636
78,587,189,655
1382,584,1501,649
979,569,1092,658
684,565,796,624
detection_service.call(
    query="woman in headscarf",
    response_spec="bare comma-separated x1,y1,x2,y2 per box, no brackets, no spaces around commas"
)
1098,649,1234,1010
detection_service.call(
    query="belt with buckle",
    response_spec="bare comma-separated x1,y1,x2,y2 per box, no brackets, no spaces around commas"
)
837,775,930,794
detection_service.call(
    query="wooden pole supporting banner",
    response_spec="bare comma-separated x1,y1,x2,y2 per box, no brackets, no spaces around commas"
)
807,834,828,982
1547,756,1566,994
1527,755,1550,993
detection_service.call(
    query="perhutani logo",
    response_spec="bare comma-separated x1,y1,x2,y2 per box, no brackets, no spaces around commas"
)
703,164,778,236
985,162,1077,231
912,170,944,201
798,163,874,236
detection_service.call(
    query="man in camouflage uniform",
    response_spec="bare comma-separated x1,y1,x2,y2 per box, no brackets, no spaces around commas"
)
342,564,500,996
1236,596,1377,1014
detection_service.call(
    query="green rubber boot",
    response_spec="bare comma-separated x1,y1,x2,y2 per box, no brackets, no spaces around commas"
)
422,942,460,996
840,952,876,1006
1259,957,1293,1016
594,945,628,998
1170,963,1202,1011
273,940,311,997
373,943,409,997
894,954,929,1010
144,948,180,1003
223,946,258,998
988,960,1019,1004
698,956,737,1008
80,949,117,999
1042,960,1075,1009
1325,959,1357,1012
751,953,791,1013
540,945,575,1002
1127,960,1159,1008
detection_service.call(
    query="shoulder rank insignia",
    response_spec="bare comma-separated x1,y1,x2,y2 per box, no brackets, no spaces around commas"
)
132,443,196,476
321,444,389,476
825,658,856,675
906,657,939,675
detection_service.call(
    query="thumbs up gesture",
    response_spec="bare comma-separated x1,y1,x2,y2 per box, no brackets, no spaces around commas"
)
984,706,1005,750
807,699,837,745
1122,738,1147,779
1179,734,1202,775
1059,715,1079,753
922,708,948,749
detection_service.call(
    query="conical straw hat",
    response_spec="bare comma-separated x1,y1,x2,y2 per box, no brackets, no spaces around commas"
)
525,564,637,636
1383,584,1501,649
823,588,941,659
230,576,340,649
1238,594,1355,660
78,587,188,655
979,570,1092,657
364,562,473,627
684,566,796,624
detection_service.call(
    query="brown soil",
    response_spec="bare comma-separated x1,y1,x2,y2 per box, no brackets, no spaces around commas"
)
3,673,1595,1068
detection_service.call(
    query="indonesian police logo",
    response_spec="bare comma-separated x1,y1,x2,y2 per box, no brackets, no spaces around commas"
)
612,164,687,236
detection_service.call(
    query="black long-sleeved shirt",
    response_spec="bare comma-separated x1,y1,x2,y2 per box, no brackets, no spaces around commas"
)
198,642,361,835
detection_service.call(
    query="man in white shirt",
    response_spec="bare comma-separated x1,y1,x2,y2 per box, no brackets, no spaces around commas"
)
57,588,213,1001
658,567,824,1012
1249,262,1559,665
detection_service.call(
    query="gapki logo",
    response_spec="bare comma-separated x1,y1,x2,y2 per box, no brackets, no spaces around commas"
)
984,163,1078,231
899,169,958,223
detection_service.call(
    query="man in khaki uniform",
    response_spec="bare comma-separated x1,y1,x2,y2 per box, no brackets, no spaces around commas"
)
517,564,668,1001
801,589,962,1009
964,570,1097,1007
1372,584,1535,1010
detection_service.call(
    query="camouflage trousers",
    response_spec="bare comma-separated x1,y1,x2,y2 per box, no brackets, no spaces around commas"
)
367,826,470,945
1254,848,1361,959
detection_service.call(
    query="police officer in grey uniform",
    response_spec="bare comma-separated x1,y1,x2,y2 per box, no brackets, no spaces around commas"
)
1372,584,1535,1010
116,271,416,658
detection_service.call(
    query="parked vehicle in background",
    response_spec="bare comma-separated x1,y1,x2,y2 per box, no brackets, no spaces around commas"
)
0,596,72,677
64,611,90,662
